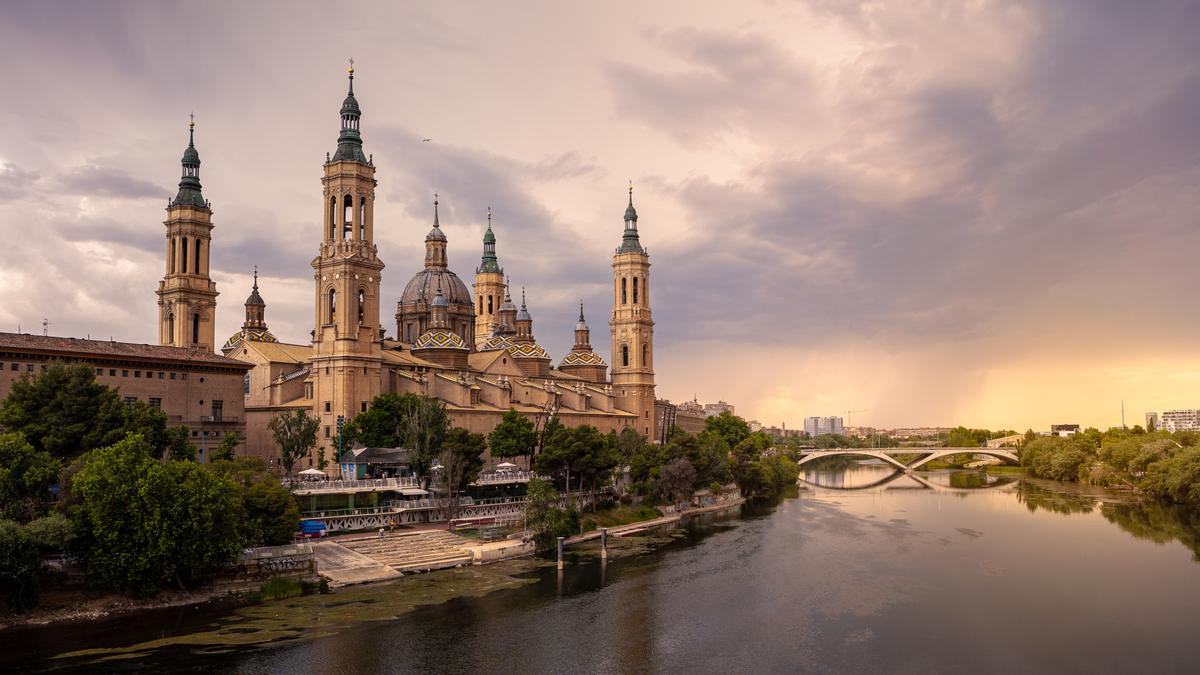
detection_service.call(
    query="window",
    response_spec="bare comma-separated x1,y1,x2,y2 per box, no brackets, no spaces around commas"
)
123,396,137,405
192,430,199,438
243,372,250,394
122,369,129,377
478,296,483,315
343,194,353,239
109,368,116,376
642,344,648,367
149,397,161,409
181,238,188,273
359,197,367,240
361,401,368,413
158,371,164,380
488,295,493,314
26,364,33,372
358,288,366,324
327,288,337,323
621,345,629,367
181,373,188,381
169,239,176,274
633,277,639,304
170,372,177,380
194,239,202,274
167,313,175,339
10,363,17,371
406,323,413,342
192,314,200,344
325,401,332,413
134,370,141,378
211,400,223,422
329,196,337,240
199,377,205,383
324,426,331,438
95,368,103,376
621,278,628,304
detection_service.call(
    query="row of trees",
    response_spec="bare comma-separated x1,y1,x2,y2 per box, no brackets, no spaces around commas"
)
0,363,300,611
1020,426,1200,506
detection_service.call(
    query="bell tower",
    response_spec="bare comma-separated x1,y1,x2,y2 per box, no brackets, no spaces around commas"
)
157,115,218,352
311,61,384,467
610,184,656,440
473,207,506,347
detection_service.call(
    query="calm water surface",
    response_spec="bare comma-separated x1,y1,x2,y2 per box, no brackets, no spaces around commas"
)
6,463,1200,674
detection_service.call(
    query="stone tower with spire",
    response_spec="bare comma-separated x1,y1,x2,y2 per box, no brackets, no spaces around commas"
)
610,184,656,440
559,302,608,384
311,61,384,462
158,115,219,351
473,207,506,348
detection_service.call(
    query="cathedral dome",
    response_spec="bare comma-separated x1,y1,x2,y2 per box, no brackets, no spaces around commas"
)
560,350,605,367
400,268,472,309
413,328,468,351
221,327,278,355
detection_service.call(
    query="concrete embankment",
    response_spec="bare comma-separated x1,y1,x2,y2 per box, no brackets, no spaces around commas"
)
312,497,747,587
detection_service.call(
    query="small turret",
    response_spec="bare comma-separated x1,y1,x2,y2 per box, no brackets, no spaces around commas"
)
331,59,368,164
173,114,206,208
618,181,645,254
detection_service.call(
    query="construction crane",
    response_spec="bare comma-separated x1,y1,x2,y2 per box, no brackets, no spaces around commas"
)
844,409,867,441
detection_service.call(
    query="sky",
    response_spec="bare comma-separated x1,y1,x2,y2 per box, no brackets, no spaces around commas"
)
0,0,1198,432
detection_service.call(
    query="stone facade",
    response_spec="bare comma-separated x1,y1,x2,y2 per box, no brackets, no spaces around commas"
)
0,332,250,457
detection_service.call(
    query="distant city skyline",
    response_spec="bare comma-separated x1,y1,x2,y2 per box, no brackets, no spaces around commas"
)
1,1,1198,430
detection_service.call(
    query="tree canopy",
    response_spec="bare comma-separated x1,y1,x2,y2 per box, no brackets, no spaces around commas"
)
268,409,319,475
704,411,751,449
0,432,61,523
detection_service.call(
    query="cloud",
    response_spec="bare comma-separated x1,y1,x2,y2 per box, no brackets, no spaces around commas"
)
58,164,166,200
0,162,41,202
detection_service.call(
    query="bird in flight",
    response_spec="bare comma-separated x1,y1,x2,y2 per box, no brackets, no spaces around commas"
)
422,138,432,142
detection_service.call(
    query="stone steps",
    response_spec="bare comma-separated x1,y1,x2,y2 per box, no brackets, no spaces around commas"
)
340,530,473,574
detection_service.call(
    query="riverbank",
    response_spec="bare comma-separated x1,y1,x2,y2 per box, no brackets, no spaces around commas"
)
0,584,245,632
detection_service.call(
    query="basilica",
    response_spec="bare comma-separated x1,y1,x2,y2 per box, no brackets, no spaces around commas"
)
156,66,657,471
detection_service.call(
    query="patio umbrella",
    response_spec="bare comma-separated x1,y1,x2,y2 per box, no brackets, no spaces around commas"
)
496,462,517,471
298,468,326,478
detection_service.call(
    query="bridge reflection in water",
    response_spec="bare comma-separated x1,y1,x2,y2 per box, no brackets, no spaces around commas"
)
799,468,1017,493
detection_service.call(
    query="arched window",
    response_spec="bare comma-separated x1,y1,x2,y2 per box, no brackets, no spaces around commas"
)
192,313,200,344
406,322,413,342
194,239,202,274
327,288,337,324
488,295,494,314
642,343,648,367
478,296,483,315
357,288,366,324
633,277,639,304
621,344,629,367
169,239,176,274
167,313,175,340
329,196,337,240
359,198,367,240
243,372,250,395
181,238,189,273
343,194,353,239
621,278,627,304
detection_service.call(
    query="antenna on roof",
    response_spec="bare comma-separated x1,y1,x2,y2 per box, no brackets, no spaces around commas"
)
42,319,48,336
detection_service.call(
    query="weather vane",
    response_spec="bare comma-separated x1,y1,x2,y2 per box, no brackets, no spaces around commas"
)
348,57,354,74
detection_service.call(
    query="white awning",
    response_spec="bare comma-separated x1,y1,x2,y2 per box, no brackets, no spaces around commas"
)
398,488,430,496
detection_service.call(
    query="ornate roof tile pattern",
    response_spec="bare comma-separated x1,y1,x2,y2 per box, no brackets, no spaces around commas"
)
560,350,606,366
413,329,469,351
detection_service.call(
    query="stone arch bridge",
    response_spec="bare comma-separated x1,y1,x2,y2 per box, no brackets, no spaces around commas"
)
796,447,1020,471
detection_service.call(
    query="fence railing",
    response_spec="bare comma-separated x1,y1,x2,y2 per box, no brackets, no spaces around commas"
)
287,476,421,493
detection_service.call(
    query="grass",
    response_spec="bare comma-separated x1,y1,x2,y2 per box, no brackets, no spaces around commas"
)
986,465,1027,475
580,504,661,532
257,577,304,602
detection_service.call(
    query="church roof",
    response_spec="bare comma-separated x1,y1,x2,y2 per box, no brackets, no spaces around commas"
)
560,350,606,367
0,332,250,369
507,342,550,359
400,268,472,309
412,329,469,351
241,341,311,364
221,327,278,355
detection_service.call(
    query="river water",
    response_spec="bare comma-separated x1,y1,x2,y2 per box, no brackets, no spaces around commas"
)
6,463,1200,673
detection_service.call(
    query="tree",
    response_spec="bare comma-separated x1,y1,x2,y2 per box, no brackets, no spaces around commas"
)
659,457,697,504
0,362,147,459
0,520,41,612
69,434,244,596
436,428,487,524
210,432,239,462
488,409,538,468
344,394,448,484
524,477,578,552
704,411,750,449
536,425,617,507
613,427,646,468
207,457,301,547
165,425,195,462
0,432,61,522
268,409,320,475
689,430,732,488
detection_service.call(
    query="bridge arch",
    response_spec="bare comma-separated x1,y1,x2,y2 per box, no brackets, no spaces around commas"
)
905,449,1019,471
795,450,909,471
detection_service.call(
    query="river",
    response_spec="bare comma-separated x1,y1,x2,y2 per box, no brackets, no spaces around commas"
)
5,462,1200,673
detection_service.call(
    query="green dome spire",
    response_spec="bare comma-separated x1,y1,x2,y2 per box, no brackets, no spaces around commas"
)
331,59,368,164
172,113,206,208
618,181,645,254
478,206,502,273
